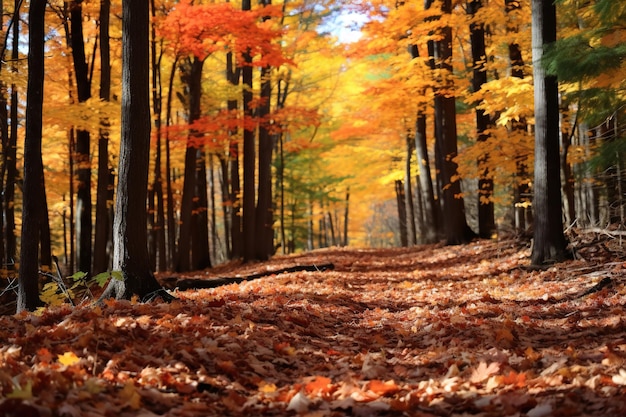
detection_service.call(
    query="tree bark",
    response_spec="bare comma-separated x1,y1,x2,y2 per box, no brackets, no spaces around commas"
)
17,0,47,312
425,0,472,245
468,0,495,238
93,0,112,274
530,0,569,265
4,0,20,272
395,180,408,247
255,64,273,260
242,0,256,262
70,0,93,274
101,0,171,301
227,51,242,259
176,57,210,271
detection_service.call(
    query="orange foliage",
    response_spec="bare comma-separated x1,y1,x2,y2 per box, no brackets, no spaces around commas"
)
156,0,291,67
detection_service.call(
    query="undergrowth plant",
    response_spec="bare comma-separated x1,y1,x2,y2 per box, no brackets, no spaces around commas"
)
40,270,123,307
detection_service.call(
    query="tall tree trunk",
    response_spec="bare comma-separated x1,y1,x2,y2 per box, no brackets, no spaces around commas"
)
165,58,178,270
227,51,242,259
414,107,439,243
0,0,7,271
395,180,408,247
530,0,569,265
506,0,532,233
405,133,417,245
191,148,211,269
101,0,171,302
255,65,273,260
18,0,47,312
149,0,166,272
176,58,210,271
4,1,20,272
93,0,112,274
427,0,473,245
343,188,349,246
255,0,274,261
468,0,495,238
241,0,256,262
208,154,218,262
70,0,93,274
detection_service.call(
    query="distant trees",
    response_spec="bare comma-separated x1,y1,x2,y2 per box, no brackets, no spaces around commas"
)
8,0,626,312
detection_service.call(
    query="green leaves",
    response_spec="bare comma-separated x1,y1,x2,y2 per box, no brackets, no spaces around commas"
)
39,270,124,307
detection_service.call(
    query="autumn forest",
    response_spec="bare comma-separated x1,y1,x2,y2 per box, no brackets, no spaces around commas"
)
0,0,626,414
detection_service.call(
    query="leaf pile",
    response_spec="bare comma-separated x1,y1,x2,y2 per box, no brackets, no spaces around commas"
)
1,237,626,416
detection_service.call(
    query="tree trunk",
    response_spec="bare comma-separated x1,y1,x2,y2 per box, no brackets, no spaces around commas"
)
405,133,417,245
165,58,178,270
343,188,349,246
530,0,569,265
93,0,112,274
506,0,532,233
226,51,242,259
432,0,472,244
0,0,7,271
101,0,171,301
176,57,209,272
4,1,20,272
468,0,495,238
70,0,93,274
255,65,273,261
17,0,47,312
191,148,211,269
395,180,408,247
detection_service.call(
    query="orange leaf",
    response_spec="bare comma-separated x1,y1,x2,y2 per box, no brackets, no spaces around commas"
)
367,379,400,396
305,376,333,395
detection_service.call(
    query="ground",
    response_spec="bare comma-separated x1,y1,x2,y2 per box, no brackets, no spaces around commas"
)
1,234,626,416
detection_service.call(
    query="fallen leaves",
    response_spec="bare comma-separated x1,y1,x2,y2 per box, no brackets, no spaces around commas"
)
0,238,626,415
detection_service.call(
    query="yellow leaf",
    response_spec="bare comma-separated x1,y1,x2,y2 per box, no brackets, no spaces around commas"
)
58,351,81,366
7,380,33,399
120,381,142,409
258,382,277,393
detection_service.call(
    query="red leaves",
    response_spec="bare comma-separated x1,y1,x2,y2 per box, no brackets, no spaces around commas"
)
157,1,291,67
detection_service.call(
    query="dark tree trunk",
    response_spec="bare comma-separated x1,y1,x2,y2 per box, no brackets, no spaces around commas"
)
0,0,7,270
17,0,47,312
343,188,349,246
241,0,256,262
191,148,211,269
433,5,472,245
405,133,417,245
149,0,166,272
506,0,532,233
70,0,93,274
176,57,209,272
255,1,274,261
255,65,273,261
93,0,112,274
4,1,20,272
101,0,170,301
395,180,408,247
165,58,178,270
530,0,569,265
227,51,242,259
468,0,496,238
408,44,439,243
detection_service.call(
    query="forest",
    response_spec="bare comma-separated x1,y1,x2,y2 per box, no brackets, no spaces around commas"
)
0,0,625,414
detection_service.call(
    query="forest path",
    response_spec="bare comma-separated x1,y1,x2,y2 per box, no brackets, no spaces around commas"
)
1,235,626,416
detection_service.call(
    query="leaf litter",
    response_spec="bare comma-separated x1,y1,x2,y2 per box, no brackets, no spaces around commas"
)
1,236,626,416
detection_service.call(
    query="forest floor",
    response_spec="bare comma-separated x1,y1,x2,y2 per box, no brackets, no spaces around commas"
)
1,232,626,416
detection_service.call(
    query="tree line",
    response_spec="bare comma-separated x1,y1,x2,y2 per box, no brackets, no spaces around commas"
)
1,0,625,311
